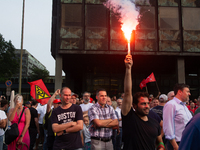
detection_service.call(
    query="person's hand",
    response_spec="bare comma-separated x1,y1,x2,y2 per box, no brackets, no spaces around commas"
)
117,128,120,135
57,131,63,136
54,89,60,96
71,121,77,127
15,100,22,109
17,137,23,145
124,55,133,69
37,130,40,135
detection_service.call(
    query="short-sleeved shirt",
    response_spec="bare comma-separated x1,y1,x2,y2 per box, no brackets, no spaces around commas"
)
88,102,117,138
151,105,164,120
29,107,38,128
83,124,91,143
51,104,83,150
80,103,93,112
122,108,161,150
0,110,7,136
37,104,47,124
115,107,122,127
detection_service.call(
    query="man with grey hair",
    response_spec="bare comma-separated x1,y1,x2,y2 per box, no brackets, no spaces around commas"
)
80,92,93,114
167,91,175,101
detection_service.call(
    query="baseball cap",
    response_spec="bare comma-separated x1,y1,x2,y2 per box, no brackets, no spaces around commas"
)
71,93,78,98
159,94,168,102
25,101,31,105
53,99,61,104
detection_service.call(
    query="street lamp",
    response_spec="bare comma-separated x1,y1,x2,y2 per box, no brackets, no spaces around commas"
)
19,0,25,94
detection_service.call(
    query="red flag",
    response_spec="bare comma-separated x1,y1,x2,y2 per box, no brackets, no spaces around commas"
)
139,79,147,89
28,79,51,105
145,72,156,83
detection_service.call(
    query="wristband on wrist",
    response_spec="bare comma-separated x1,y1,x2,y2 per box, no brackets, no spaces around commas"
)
62,130,66,135
156,142,165,150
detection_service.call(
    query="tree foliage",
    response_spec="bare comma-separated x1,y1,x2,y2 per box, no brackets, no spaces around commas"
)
0,34,19,82
29,67,49,82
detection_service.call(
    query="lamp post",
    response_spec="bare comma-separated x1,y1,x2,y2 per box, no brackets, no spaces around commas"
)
19,0,25,94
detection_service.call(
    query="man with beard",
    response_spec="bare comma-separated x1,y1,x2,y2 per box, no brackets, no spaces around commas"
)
80,92,93,114
122,55,164,150
163,84,192,150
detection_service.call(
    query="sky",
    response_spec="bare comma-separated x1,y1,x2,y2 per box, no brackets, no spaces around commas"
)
0,0,61,75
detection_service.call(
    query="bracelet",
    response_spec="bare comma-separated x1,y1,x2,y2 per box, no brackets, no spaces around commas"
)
156,142,165,150
157,145,165,150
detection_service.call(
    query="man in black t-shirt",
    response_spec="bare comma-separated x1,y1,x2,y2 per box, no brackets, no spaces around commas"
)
51,87,83,150
29,100,40,150
122,55,164,150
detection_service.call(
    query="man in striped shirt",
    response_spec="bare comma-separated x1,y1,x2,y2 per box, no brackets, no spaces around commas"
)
88,89,118,150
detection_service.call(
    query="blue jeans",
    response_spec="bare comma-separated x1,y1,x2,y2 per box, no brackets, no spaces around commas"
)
0,135,3,150
116,128,122,150
43,129,48,150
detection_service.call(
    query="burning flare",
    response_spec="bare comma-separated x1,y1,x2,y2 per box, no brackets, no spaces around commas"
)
104,0,139,54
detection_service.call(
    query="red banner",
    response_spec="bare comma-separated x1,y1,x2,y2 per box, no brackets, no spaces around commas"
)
28,79,51,105
145,72,156,83
139,79,147,89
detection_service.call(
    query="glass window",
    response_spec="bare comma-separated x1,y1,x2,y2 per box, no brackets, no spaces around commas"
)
61,4,82,27
86,5,107,27
110,13,126,51
85,5,108,50
159,7,179,30
135,0,155,6
60,4,83,50
86,0,104,4
182,8,200,30
183,8,200,52
181,0,200,7
158,0,178,6
159,7,180,52
137,7,155,29
135,7,156,51
61,0,82,3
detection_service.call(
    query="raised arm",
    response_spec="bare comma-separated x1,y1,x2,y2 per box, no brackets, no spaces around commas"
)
122,55,133,116
8,100,22,121
47,89,60,114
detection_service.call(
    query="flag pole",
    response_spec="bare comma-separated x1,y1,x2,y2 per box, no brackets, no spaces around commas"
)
155,81,160,92
145,86,148,93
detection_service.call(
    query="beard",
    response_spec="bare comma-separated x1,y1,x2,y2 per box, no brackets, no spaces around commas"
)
135,107,149,117
84,98,89,103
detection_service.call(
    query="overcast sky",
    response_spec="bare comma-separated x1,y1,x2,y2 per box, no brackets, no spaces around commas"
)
0,0,60,75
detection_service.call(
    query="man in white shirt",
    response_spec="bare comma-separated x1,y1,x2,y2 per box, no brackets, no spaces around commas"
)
80,92,93,115
163,83,192,150
0,99,8,150
35,104,47,150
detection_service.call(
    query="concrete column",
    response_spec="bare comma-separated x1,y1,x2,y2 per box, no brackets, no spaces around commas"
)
177,58,185,83
55,55,63,90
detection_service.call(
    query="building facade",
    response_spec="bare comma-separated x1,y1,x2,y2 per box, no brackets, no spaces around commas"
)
14,49,46,77
51,0,200,99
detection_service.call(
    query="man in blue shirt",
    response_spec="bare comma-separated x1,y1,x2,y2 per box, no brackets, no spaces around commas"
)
179,113,200,150
163,83,192,150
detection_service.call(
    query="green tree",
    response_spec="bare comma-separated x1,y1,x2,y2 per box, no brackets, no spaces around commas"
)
0,34,19,82
29,67,49,82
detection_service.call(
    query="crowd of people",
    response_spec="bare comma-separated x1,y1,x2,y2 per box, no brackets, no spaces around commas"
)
0,55,200,150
